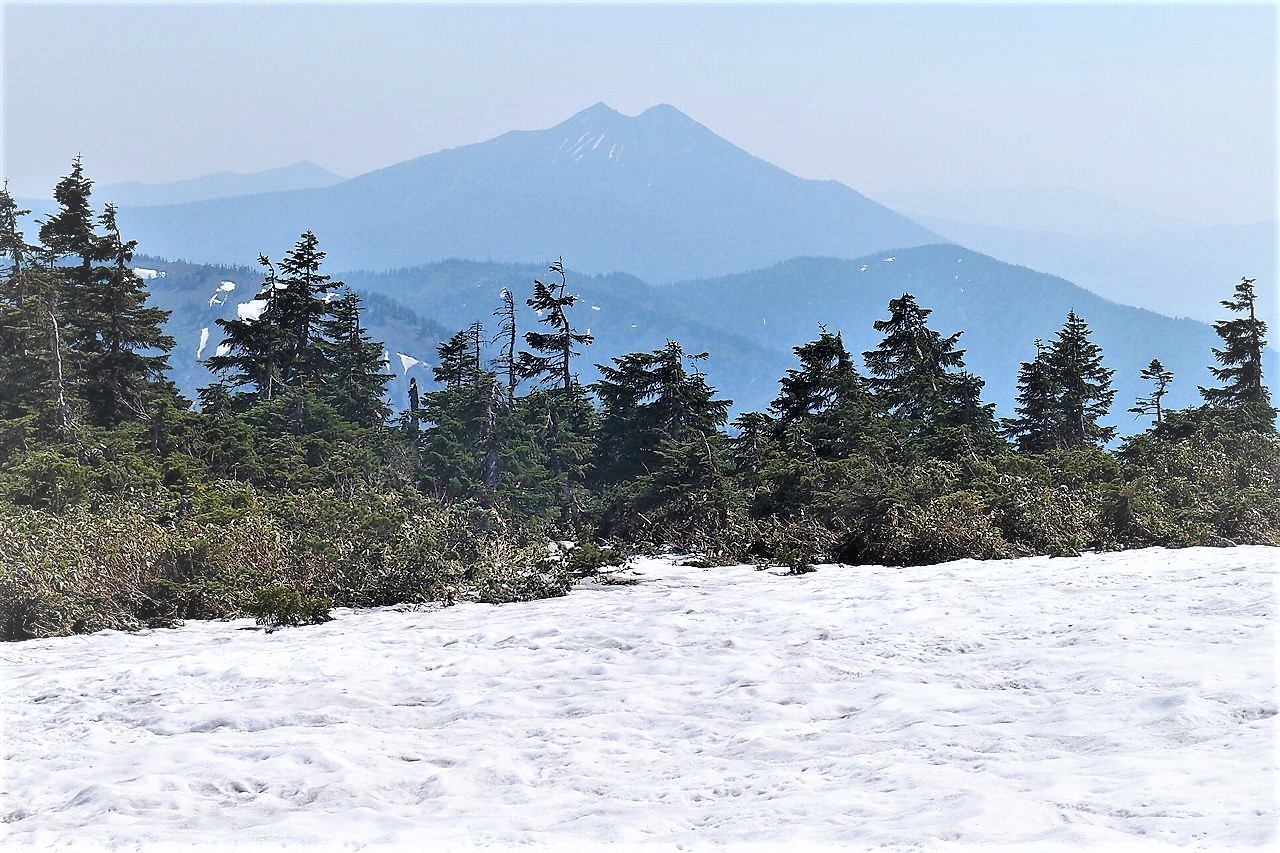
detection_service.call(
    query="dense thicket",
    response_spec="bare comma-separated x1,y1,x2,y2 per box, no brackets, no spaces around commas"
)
2,164,1277,640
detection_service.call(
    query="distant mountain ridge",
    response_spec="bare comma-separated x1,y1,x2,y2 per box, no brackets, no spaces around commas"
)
97,161,346,207
109,103,939,281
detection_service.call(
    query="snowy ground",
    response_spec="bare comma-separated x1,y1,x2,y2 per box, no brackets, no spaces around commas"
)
2,547,1276,852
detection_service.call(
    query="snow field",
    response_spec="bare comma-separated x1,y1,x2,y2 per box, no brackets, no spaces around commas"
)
1,546,1276,851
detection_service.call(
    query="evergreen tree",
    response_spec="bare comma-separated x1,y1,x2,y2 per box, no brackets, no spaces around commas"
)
862,293,997,455
1129,359,1174,426
517,258,593,392
316,290,391,426
1045,311,1116,448
205,255,283,404
593,340,730,486
1004,340,1058,453
769,328,877,458
273,231,341,387
419,323,505,498
1200,277,1270,409
492,288,519,404
75,204,177,426
512,258,595,532
0,185,62,422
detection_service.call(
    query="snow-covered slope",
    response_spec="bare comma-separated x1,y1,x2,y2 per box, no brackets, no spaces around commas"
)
2,547,1276,850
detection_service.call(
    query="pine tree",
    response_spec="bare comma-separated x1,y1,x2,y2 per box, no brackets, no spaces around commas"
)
316,290,391,426
1200,277,1270,409
1129,358,1174,426
1046,311,1116,447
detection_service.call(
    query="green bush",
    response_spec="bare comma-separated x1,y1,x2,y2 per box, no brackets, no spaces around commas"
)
249,584,332,629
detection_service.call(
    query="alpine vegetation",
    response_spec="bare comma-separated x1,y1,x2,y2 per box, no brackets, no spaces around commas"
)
1,163,1278,640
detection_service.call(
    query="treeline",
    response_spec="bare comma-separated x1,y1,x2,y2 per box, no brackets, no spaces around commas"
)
1,162,1277,640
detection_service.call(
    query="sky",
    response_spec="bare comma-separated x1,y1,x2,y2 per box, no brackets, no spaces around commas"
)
2,2,1276,225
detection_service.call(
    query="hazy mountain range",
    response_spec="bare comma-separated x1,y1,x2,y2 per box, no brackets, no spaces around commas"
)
880,187,1277,325
133,245,1269,433
89,103,939,282
97,161,345,207
14,103,1275,430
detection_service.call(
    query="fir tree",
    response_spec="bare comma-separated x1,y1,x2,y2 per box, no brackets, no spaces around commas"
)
273,231,341,387
205,255,283,404
517,258,593,392
770,327,875,458
0,184,60,422
492,288,519,404
593,340,730,486
1046,310,1116,447
316,290,391,426
862,293,997,456
75,204,177,426
1004,340,1057,453
1200,277,1270,409
1129,359,1174,426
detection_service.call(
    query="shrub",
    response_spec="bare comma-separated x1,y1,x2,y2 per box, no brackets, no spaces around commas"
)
249,584,332,629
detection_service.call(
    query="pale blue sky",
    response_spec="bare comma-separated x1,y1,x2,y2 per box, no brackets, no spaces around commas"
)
3,2,1276,224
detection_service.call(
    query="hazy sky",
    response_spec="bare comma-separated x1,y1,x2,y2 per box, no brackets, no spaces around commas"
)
3,2,1276,224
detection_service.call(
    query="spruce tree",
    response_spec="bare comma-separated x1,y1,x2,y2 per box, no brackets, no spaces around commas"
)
1200,277,1270,409
1129,358,1174,426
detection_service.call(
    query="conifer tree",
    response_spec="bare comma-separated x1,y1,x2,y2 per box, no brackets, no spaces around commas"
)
1046,311,1116,447
862,293,997,455
1004,340,1057,452
1129,359,1174,426
769,328,876,458
0,185,60,421
492,288,519,404
1200,277,1270,409
517,258,593,392
511,258,596,532
316,290,391,426
274,231,341,387
205,255,282,404
75,204,177,426
593,340,730,485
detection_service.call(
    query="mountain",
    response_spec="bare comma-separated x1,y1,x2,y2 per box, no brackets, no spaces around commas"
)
655,244,1272,423
125,245,1267,435
906,214,1278,327
110,103,939,281
131,255,450,409
876,186,1201,242
95,161,346,207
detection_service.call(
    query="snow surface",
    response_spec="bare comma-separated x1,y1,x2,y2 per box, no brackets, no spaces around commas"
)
1,547,1276,852
396,353,421,375
131,267,163,280
195,327,210,360
236,299,269,322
